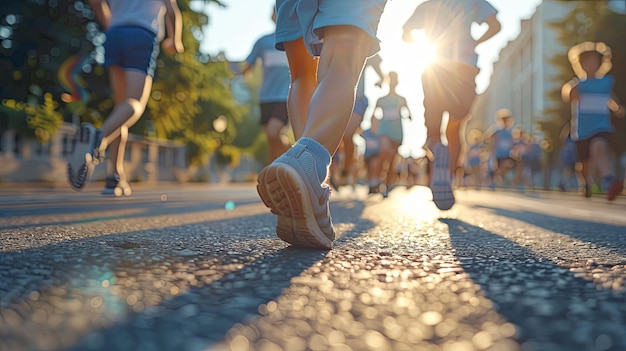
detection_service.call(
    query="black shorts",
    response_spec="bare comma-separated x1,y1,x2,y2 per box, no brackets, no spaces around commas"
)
576,132,612,161
422,60,479,122
260,102,288,125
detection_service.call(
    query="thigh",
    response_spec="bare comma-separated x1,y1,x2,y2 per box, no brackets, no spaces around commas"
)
575,140,591,161
379,135,394,155
123,70,152,105
421,68,446,125
107,66,126,105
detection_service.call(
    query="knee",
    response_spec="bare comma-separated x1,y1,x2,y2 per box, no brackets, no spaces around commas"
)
125,98,145,117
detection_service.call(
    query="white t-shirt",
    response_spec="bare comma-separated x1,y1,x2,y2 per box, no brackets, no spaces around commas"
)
107,0,166,39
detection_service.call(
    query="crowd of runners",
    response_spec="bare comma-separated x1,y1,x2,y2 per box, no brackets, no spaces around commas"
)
66,0,625,249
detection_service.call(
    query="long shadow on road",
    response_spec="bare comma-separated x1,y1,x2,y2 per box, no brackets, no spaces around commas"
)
64,246,328,351
0,199,261,230
472,205,626,257
444,218,626,351
1,199,375,351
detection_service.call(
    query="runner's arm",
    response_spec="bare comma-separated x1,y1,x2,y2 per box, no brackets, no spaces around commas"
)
475,14,501,46
88,0,111,29
163,0,184,54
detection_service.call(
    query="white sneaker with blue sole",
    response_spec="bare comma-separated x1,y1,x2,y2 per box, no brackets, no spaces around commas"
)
67,123,100,190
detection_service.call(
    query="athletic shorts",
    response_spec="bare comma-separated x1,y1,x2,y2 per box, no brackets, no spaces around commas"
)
104,26,159,78
422,60,479,123
260,102,289,125
275,0,386,57
377,119,403,144
576,132,612,161
353,95,369,116
361,130,380,159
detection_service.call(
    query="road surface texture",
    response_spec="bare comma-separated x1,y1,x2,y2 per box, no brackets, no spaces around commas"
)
1,183,626,351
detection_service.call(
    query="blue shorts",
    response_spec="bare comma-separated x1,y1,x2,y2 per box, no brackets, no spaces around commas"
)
104,26,159,78
353,95,369,116
361,130,380,159
275,0,386,57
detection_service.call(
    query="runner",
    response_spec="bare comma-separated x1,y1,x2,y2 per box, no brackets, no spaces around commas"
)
68,0,184,196
402,0,501,210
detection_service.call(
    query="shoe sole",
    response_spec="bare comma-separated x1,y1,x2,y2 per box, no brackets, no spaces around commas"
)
257,163,333,249
68,124,97,190
431,145,455,210
608,181,623,201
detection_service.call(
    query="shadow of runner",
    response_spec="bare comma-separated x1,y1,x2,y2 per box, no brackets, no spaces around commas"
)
1,196,376,351
62,200,375,351
443,218,626,351
472,205,626,257
64,247,328,351
0,199,261,230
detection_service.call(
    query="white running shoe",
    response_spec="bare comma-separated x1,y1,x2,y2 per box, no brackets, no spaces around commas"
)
67,123,101,190
430,143,455,210
257,143,335,249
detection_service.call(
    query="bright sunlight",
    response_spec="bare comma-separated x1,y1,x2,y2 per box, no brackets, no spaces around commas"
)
360,1,439,159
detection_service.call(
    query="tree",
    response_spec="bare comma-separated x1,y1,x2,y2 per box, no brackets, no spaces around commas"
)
0,0,100,139
1,0,245,170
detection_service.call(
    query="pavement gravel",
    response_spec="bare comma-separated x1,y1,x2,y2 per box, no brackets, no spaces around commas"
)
1,184,626,351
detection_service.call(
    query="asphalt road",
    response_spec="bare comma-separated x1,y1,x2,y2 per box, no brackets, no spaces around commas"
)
1,183,626,351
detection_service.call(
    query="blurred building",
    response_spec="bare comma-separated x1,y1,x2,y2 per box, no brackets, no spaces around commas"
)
0,123,187,183
470,1,576,137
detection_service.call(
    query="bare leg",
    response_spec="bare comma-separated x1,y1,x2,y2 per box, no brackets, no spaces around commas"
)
590,138,613,179
100,69,153,152
264,118,289,163
284,39,318,141
425,114,443,150
301,26,373,154
343,111,363,177
376,136,393,186
384,141,401,189
446,118,467,176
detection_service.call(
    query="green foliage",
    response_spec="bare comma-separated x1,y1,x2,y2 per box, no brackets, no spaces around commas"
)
0,0,252,169
24,93,64,143
145,0,247,167
228,59,268,165
0,1,84,140
215,144,241,167
0,93,62,142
